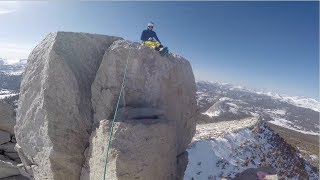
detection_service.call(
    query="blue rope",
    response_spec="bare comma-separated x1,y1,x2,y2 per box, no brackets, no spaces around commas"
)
103,50,130,180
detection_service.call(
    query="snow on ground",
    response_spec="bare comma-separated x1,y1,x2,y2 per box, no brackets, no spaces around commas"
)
226,102,238,108
310,155,319,161
196,91,216,108
2,70,24,75
262,108,320,135
262,109,287,121
271,109,286,116
193,117,258,141
0,89,11,94
280,96,320,112
219,97,233,101
0,89,18,99
202,111,221,118
202,97,244,118
250,112,260,117
269,119,320,136
185,120,319,180
256,91,320,112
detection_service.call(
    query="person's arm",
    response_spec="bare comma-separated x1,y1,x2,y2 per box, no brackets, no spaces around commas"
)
153,32,161,43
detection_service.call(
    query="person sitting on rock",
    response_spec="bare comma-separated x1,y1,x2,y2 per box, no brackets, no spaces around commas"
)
141,22,165,52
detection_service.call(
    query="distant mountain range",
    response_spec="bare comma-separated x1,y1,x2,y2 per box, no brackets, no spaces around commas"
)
0,58,27,105
196,81,319,135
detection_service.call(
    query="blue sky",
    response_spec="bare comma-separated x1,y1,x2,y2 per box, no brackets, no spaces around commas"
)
0,1,318,99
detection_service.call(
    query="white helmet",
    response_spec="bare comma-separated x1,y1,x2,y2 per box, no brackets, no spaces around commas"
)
147,22,154,27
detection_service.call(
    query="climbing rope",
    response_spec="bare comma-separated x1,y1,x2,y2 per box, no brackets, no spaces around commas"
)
103,49,131,180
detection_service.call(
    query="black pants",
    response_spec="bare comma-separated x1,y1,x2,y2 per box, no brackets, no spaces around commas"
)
155,44,164,51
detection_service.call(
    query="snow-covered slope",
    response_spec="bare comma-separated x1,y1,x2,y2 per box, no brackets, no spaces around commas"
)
184,121,318,179
203,97,252,120
256,91,320,112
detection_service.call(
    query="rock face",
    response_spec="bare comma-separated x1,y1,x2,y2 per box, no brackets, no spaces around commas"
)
0,154,20,178
91,40,197,154
0,100,16,134
0,135,23,179
1,175,29,180
0,100,24,179
15,32,197,179
80,119,176,180
15,32,121,180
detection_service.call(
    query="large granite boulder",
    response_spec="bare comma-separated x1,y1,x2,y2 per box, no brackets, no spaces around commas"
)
15,32,197,180
15,32,121,180
91,40,197,155
81,40,197,179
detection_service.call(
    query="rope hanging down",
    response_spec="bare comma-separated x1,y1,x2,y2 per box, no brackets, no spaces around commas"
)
103,49,131,180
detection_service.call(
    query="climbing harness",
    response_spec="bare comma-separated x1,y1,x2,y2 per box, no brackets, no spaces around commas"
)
103,49,131,180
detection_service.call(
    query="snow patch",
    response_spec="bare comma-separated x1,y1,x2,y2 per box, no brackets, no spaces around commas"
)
219,97,233,101
272,109,286,116
269,119,320,136
193,117,259,142
257,92,320,112
203,110,221,117
2,70,24,75
309,155,318,161
0,89,18,99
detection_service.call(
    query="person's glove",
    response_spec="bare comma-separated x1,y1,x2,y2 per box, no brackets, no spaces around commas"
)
148,37,153,41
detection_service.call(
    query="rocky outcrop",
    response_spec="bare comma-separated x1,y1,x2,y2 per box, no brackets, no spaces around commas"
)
81,41,197,179
0,155,20,178
0,100,24,179
15,32,121,180
0,139,22,178
0,100,16,134
15,32,197,179
91,40,197,154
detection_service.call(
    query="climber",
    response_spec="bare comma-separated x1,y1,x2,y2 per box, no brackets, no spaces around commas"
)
141,22,168,55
